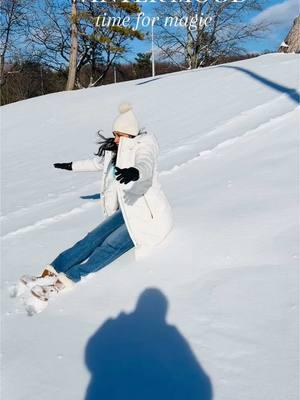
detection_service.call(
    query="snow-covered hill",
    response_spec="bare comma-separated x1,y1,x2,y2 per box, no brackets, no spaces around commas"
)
1,53,299,400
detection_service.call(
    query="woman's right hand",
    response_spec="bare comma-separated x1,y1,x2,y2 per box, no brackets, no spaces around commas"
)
54,162,73,171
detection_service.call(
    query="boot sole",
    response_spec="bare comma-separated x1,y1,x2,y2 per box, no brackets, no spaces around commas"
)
31,287,49,302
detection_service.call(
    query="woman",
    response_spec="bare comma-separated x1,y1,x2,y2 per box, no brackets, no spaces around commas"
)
15,103,173,312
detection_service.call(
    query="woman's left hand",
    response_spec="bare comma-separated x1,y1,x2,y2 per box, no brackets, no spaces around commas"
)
115,167,139,184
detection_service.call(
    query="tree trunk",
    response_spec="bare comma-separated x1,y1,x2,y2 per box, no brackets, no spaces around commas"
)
65,0,78,91
0,1,16,87
0,54,5,87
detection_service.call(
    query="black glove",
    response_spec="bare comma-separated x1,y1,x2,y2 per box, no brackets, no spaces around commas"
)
54,162,73,171
115,167,139,184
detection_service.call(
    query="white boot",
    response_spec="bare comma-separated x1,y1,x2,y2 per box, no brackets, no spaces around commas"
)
24,274,75,316
30,273,75,302
10,265,58,298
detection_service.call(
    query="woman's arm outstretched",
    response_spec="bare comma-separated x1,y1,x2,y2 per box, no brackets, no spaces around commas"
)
54,157,104,172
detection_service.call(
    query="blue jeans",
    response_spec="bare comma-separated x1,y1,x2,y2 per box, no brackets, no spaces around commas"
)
51,210,134,282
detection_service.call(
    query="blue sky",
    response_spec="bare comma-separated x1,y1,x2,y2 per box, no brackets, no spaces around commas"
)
122,0,299,60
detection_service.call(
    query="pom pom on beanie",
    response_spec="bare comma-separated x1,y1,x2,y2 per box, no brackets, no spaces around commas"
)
119,102,132,114
112,102,139,136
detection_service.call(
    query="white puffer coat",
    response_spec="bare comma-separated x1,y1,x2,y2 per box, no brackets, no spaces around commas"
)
72,133,173,258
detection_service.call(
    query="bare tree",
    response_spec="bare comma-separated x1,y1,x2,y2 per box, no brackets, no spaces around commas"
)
155,1,269,69
27,0,144,89
26,1,71,72
0,0,29,86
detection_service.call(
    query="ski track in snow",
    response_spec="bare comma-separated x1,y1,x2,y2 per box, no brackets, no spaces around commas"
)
2,102,298,241
161,106,299,174
160,92,294,158
2,203,96,239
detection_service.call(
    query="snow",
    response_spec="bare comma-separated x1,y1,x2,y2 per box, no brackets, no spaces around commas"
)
1,53,299,400
280,41,289,47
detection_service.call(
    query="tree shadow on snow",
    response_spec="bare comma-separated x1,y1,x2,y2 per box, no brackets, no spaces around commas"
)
85,288,213,400
136,77,162,85
220,65,299,104
80,194,101,200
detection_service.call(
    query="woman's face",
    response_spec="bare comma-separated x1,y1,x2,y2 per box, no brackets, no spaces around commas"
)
113,131,131,145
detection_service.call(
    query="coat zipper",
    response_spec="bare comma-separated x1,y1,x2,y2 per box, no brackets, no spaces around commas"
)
143,194,154,219
115,139,138,246
102,152,113,216
117,186,137,246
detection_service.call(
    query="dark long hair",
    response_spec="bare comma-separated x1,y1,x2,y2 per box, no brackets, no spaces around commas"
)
95,130,118,165
94,129,147,166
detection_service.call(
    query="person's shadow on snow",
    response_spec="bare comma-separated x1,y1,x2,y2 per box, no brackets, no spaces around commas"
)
85,288,213,399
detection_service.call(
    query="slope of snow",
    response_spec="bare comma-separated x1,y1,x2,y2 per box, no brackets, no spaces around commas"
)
1,53,299,400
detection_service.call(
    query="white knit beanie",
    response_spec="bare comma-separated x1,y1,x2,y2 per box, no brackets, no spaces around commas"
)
112,102,139,136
